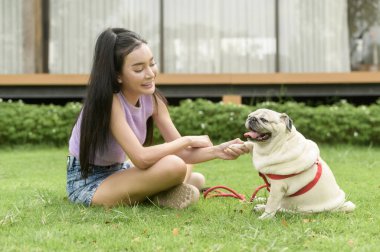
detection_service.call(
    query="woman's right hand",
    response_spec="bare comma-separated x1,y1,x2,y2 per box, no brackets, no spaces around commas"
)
185,135,213,148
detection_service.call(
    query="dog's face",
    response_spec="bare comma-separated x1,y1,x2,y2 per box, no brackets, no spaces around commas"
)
244,108,293,143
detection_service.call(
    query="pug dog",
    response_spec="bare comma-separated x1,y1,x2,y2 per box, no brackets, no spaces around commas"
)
230,108,355,220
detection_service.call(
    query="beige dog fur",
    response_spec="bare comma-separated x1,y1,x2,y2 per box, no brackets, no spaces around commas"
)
232,108,355,219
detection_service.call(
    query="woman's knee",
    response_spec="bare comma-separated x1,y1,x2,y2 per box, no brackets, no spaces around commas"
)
159,155,187,181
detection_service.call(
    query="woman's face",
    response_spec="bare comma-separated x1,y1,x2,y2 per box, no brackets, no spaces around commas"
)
118,43,158,99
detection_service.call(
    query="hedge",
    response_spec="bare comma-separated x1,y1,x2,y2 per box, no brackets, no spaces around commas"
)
1,98,379,146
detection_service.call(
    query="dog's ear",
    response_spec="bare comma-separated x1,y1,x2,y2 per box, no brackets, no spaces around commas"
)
280,113,293,132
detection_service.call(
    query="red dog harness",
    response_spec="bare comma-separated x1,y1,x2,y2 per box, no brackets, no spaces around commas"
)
259,160,322,197
203,160,322,201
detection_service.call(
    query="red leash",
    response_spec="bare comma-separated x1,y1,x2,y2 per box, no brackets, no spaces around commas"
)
203,184,269,202
203,160,322,202
202,185,247,201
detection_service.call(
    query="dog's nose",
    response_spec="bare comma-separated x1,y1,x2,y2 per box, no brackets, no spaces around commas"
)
248,117,258,129
250,117,258,122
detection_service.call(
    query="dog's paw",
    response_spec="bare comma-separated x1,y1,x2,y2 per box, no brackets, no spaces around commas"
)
244,141,254,152
253,204,266,212
228,143,245,149
253,197,267,204
333,201,356,212
258,211,276,220
228,142,253,153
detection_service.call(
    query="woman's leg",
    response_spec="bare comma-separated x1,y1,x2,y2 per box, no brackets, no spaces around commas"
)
92,155,191,207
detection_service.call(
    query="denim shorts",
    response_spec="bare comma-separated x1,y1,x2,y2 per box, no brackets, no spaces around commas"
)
66,155,131,206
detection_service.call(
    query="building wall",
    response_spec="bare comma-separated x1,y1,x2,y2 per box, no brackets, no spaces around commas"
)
0,0,25,73
0,0,355,74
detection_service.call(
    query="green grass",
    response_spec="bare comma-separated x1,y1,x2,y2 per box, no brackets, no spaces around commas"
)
1,145,379,251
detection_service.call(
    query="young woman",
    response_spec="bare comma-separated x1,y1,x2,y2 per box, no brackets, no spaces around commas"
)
67,28,248,209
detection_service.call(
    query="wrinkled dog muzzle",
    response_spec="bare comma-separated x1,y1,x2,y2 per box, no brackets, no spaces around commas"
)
244,116,272,142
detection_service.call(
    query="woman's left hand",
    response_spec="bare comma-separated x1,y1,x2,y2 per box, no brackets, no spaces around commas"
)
214,138,250,160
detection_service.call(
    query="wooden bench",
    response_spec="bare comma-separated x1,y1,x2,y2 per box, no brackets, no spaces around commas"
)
1,73,380,104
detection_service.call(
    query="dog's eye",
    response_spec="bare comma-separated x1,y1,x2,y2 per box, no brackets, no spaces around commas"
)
260,118,268,123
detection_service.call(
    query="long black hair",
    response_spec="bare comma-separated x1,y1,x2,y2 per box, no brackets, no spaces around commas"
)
79,28,164,178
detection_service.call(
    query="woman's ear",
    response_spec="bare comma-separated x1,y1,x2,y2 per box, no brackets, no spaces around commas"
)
116,73,122,84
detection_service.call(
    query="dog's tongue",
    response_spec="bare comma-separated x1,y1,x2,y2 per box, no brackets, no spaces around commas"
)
244,131,259,139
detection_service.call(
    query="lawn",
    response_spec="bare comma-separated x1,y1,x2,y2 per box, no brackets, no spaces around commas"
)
0,145,379,251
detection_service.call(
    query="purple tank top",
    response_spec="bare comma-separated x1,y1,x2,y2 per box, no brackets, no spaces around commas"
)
69,93,153,166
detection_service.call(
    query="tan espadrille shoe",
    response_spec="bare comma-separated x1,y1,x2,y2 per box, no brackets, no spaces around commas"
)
153,183,200,209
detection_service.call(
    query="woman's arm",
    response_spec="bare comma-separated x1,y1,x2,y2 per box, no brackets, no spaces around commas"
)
110,95,211,169
153,97,248,164
181,138,248,163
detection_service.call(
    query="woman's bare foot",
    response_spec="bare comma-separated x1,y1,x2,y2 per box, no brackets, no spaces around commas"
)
186,172,205,190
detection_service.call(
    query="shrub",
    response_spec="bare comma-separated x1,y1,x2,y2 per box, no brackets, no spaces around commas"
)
168,99,251,143
168,99,380,145
0,100,81,146
0,98,379,146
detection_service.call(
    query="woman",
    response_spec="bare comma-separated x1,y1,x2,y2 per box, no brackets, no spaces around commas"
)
67,28,248,209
